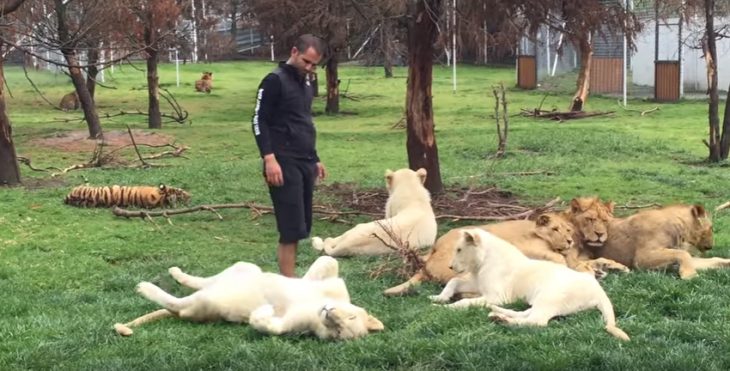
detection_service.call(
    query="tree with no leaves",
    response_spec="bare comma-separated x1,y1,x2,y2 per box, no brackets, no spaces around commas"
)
690,0,730,161
123,0,183,129
0,0,28,186
405,0,443,194
252,0,350,115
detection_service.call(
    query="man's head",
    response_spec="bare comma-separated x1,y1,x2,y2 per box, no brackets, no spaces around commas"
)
287,34,325,75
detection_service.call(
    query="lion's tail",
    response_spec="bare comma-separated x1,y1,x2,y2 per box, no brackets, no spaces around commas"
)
596,291,630,341
383,270,425,296
113,309,175,336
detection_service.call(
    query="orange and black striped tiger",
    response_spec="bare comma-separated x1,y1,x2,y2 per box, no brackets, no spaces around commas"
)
64,184,191,209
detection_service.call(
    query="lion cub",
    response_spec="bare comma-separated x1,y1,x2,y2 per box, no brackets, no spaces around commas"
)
431,229,630,341
384,213,583,296
59,91,79,111
195,71,213,93
311,168,437,257
113,256,384,340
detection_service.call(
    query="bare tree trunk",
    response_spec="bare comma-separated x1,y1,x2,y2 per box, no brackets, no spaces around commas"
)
311,72,319,97
704,0,721,161
86,43,99,100
381,21,393,78
325,54,339,115
722,83,730,159
569,37,593,112
0,1,27,186
68,62,102,138
405,0,443,195
0,60,20,186
144,22,162,129
55,0,102,139
229,0,238,38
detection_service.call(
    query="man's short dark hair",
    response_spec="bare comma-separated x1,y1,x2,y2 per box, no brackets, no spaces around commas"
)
294,34,326,56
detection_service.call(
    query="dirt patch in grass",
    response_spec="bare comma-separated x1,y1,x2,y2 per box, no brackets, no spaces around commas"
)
317,182,558,221
21,177,69,191
30,130,174,153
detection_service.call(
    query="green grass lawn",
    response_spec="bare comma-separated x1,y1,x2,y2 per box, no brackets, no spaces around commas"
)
3,60,730,370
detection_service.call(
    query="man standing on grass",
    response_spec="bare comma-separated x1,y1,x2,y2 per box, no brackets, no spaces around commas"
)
251,34,327,277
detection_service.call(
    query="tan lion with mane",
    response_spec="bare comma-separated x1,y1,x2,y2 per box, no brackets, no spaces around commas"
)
586,204,730,279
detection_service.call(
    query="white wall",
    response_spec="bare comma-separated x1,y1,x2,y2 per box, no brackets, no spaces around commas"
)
632,16,730,92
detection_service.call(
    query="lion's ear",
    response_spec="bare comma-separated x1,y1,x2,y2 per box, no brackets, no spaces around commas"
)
365,314,384,332
416,168,427,184
463,229,480,246
605,201,615,214
692,204,708,219
570,198,585,213
384,169,394,187
536,214,551,226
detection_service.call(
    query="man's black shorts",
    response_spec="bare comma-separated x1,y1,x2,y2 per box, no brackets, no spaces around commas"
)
267,157,318,243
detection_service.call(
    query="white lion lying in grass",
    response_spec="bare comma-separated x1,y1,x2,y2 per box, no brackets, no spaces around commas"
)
430,228,629,341
113,256,384,340
311,168,437,256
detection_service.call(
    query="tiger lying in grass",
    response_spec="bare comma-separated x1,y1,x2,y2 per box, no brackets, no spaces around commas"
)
64,184,190,209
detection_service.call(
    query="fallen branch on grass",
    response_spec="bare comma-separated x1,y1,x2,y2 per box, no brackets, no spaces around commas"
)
617,100,660,116
367,221,425,280
521,108,614,122
16,156,62,172
112,202,383,221
435,197,561,222
113,197,562,224
614,202,662,210
715,201,730,212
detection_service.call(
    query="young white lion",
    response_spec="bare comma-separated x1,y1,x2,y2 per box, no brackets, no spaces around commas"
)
430,229,629,341
311,168,437,256
113,256,384,340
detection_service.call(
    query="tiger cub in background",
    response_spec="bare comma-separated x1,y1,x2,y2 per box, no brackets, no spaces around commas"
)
194,72,213,93
59,91,79,111
64,184,190,209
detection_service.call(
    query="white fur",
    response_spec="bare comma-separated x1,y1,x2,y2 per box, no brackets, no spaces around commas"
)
115,256,384,340
431,229,629,341
311,168,437,256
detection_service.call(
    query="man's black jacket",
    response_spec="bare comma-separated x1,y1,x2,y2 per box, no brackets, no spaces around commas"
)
252,62,319,162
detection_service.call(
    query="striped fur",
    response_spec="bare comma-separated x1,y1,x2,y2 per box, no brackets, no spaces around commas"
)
64,185,190,209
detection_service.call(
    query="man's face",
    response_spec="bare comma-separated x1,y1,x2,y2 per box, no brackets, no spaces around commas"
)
289,46,322,75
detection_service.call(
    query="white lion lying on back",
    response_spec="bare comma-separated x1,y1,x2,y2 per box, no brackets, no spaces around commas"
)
311,168,437,257
431,228,629,341
113,256,384,340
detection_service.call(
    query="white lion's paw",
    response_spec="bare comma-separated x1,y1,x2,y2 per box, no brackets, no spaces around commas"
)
311,237,325,251
249,305,276,332
168,266,183,276
136,282,157,298
429,294,450,303
487,312,510,324
250,304,275,322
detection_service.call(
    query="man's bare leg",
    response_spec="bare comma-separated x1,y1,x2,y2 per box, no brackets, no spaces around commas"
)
278,242,298,277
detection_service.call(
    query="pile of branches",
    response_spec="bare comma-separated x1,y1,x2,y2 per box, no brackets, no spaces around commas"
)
318,182,561,222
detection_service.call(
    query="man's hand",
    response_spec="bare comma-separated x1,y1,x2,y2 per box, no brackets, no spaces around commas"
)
263,154,284,186
316,162,327,182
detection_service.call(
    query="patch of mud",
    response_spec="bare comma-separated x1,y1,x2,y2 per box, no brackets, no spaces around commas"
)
31,130,174,153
